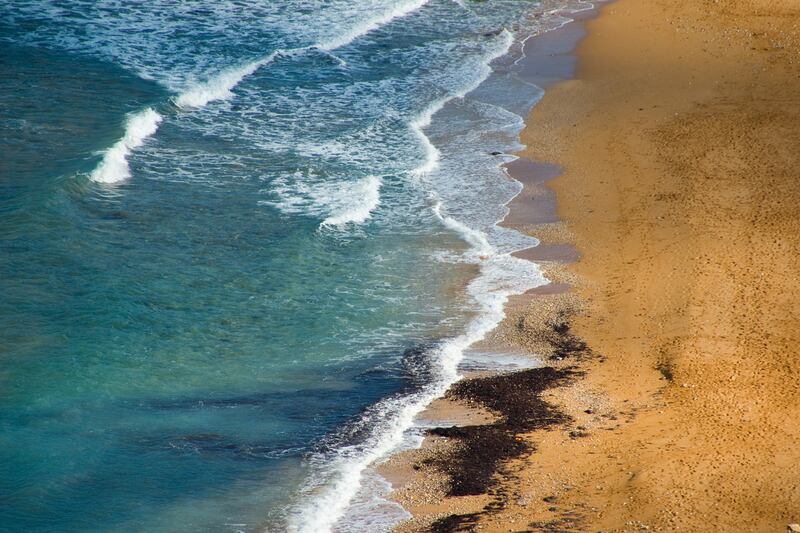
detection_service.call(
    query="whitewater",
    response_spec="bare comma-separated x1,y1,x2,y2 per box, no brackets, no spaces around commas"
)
283,26,548,533
89,0,432,185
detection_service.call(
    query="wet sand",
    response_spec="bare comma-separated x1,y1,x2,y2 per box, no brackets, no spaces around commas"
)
390,0,800,531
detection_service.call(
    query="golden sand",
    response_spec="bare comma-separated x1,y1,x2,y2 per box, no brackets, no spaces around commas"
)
390,0,800,530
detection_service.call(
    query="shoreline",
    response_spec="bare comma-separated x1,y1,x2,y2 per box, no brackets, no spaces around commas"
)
380,5,605,531
387,0,800,531
304,4,598,529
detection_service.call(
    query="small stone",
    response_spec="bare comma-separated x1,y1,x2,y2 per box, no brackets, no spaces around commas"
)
787,524,800,533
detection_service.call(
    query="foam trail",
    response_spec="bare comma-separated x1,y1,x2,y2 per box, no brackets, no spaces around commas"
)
410,29,514,177
96,50,285,184
432,201,494,257
318,0,430,51
91,0,429,185
263,173,383,229
285,397,427,533
174,51,282,109
285,255,546,533
90,108,162,184
177,0,430,109
84,0,431,187
321,176,382,227
284,29,529,533
409,105,442,177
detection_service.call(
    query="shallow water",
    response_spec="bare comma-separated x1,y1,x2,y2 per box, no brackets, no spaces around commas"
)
1,1,587,531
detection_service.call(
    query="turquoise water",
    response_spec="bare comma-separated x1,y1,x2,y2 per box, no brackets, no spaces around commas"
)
1,1,584,531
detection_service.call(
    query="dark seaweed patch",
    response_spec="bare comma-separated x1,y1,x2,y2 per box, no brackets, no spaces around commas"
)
657,361,674,381
431,512,483,533
424,366,577,502
549,320,590,361
422,311,596,533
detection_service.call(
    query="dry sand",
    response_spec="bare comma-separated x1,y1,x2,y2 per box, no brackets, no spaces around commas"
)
389,0,800,531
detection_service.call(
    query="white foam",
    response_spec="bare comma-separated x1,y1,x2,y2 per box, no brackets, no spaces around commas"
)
89,0,431,186
90,108,162,184
293,10,598,526
321,175,382,227
285,394,427,533
174,51,281,109
410,30,514,178
282,29,550,533
263,173,382,228
177,0,430,109
332,470,412,532
318,0,430,52
432,201,494,257
285,254,546,533
408,103,443,177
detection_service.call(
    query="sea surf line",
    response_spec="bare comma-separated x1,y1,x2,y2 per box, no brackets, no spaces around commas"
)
281,27,546,533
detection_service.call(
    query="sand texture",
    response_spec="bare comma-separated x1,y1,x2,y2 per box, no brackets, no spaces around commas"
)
390,0,800,531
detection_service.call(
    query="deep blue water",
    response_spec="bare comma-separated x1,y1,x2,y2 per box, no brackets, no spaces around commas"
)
1,1,583,531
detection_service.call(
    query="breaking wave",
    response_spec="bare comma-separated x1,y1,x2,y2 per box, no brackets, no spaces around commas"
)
90,108,162,184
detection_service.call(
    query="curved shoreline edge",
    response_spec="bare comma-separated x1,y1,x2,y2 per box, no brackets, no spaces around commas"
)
387,0,800,531
380,4,607,531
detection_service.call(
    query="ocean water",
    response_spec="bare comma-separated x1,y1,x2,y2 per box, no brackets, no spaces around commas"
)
0,1,587,531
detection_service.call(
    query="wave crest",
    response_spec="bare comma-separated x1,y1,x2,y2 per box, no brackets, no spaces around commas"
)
88,0,431,185
318,0,429,51
174,52,281,109
90,108,162,184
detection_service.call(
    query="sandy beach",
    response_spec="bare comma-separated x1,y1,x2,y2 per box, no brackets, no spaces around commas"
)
389,0,800,530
